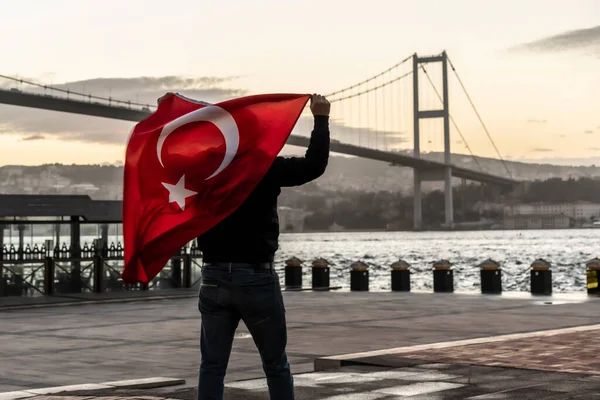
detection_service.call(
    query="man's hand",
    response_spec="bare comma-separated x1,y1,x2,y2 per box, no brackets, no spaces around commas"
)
310,94,330,117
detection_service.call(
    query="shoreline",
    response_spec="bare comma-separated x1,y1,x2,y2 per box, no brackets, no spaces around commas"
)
286,226,600,234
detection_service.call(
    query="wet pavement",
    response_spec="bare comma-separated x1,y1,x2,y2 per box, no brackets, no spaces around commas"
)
2,290,600,398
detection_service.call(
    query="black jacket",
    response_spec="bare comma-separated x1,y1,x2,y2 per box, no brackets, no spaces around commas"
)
197,115,330,263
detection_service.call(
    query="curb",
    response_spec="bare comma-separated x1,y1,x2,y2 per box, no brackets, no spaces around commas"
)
0,377,186,400
283,286,343,292
0,293,197,312
314,323,600,371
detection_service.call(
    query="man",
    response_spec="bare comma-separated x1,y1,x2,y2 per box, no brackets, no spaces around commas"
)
196,94,330,400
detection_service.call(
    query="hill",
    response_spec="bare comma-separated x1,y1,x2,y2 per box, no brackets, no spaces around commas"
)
1,153,600,199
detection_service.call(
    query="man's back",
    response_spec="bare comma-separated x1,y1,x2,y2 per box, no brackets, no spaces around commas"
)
196,114,330,263
195,170,282,263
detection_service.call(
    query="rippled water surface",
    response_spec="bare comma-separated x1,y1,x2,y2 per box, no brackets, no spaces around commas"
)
275,229,600,292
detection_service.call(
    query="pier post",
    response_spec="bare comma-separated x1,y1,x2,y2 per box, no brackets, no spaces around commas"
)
70,216,82,293
0,224,4,261
433,259,453,293
312,259,330,290
530,259,552,295
18,224,25,260
171,252,182,288
0,225,3,296
586,258,600,295
54,223,61,249
285,257,303,288
350,261,369,291
93,239,104,293
44,257,55,295
391,260,411,292
183,251,192,289
479,259,502,294
100,224,109,256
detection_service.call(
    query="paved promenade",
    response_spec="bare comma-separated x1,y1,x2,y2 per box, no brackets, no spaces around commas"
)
1,290,600,398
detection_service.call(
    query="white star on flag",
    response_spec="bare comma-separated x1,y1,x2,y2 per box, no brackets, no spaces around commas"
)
162,175,197,211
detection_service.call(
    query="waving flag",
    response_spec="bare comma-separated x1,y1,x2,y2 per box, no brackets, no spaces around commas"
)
122,93,310,283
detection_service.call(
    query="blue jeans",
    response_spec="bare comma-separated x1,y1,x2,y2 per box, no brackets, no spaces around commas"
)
197,264,294,400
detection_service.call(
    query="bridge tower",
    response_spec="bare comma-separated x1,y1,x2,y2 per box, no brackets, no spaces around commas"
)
412,51,453,230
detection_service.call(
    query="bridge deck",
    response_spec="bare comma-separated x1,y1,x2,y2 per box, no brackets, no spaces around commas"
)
0,89,518,186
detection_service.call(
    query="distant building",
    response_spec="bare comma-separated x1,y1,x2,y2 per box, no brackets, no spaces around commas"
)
504,202,600,221
70,183,100,194
328,222,345,232
277,206,306,233
473,201,504,213
503,214,570,230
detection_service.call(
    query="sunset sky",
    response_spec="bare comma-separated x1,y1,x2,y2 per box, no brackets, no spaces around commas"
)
0,0,599,166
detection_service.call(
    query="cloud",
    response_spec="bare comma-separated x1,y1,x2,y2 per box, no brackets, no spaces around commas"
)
20,134,45,141
527,119,547,124
531,147,553,153
0,75,247,145
511,25,600,54
0,75,244,105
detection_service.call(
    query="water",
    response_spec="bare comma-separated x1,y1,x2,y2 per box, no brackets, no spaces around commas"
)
275,229,600,292
3,229,598,293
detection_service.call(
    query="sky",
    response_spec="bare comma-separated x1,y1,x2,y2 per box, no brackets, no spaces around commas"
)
0,0,599,166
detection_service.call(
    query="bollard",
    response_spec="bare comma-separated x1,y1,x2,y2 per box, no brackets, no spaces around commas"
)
285,257,303,288
433,260,453,293
183,252,193,289
479,259,502,294
391,260,411,292
350,261,369,291
530,259,552,295
44,257,55,295
92,239,104,293
586,258,600,295
312,258,330,289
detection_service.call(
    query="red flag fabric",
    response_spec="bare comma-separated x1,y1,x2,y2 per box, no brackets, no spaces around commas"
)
121,93,310,284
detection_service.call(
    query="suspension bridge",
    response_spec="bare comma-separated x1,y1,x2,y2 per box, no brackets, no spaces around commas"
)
0,51,519,229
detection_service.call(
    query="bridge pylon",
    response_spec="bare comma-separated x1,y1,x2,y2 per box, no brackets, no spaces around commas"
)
412,51,453,230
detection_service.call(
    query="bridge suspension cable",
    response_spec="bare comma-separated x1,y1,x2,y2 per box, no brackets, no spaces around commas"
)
446,55,513,179
329,71,412,103
419,64,484,173
325,54,413,98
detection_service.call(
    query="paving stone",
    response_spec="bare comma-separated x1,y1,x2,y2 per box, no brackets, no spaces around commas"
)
0,392,34,400
100,378,185,389
373,381,465,396
397,328,600,376
2,292,600,398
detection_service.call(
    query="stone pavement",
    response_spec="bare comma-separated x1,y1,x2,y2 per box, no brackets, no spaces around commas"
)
0,289,198,310
397,328,600,376
218,362,600,399
18,362,600,399
2,291,600,396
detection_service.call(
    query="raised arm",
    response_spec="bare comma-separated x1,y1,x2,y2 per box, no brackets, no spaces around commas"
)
268,94,331,187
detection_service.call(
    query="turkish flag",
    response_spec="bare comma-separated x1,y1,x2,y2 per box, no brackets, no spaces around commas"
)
121,93,310,284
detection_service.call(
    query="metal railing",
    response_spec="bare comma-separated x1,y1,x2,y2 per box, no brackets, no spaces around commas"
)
0,241,203,297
